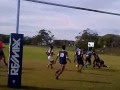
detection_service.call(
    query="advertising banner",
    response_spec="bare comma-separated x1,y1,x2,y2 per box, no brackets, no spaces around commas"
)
8,33,23,88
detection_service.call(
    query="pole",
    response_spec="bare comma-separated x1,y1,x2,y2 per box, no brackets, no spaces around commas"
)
16,0,21,34
8,0,23,88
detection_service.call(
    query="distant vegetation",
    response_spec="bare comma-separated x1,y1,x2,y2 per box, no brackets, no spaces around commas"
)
0,28,120,55
0,34,9,44
75,28,120,49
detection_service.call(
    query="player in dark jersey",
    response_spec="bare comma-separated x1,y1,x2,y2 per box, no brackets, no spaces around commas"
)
46,45,55,69
85,49,93,67
93,51,101,68
0,41,7,66
55,45,70,80
74,48,84,72
93,51,108,68
99,59,108,68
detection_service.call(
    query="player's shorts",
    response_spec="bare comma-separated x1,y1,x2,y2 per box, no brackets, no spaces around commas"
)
86,57,91,62
77,58,84,65
48,56,54,61
59,59,67,65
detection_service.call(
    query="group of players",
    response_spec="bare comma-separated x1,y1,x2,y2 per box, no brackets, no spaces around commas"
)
0,41,107,80
46,45,108,80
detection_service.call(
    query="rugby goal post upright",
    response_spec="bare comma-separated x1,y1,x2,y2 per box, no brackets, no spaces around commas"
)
8,0,24,88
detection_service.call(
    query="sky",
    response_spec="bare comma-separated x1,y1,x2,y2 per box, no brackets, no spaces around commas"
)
0,0,120,40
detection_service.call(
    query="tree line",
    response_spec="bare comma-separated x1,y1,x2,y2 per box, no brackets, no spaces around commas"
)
75,28,120,49
0,29,120,49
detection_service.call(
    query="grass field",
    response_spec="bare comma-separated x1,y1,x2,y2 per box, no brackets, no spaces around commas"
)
0,46,120,90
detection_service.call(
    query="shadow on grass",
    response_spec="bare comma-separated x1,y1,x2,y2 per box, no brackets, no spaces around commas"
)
65,69,77,72
83,72,112,76
64,69,114,76
21,86,64,90
22,67,36,71
84,67,120,72
0,69,7,72
60,79,112,84
99,68,120,72
0,85,64,90
0,74,7,77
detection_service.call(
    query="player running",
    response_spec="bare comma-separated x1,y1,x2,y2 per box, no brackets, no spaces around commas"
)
46,45,55,69
55,45,71,80
74,48,84,72
85,49,93,67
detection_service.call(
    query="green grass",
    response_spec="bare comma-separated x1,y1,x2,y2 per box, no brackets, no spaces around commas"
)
0,45,120,90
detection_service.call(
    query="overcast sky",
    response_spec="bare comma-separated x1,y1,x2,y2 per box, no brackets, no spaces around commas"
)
0,0,120,40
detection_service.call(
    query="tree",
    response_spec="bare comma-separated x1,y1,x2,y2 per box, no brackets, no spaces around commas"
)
23,36,32,45
53,40,75,47
75,28,99,49
99,34,120,48
32,29,54,45
0,34,9,43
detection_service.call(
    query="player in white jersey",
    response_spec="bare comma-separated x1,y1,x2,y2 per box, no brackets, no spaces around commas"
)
46,45,54,69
